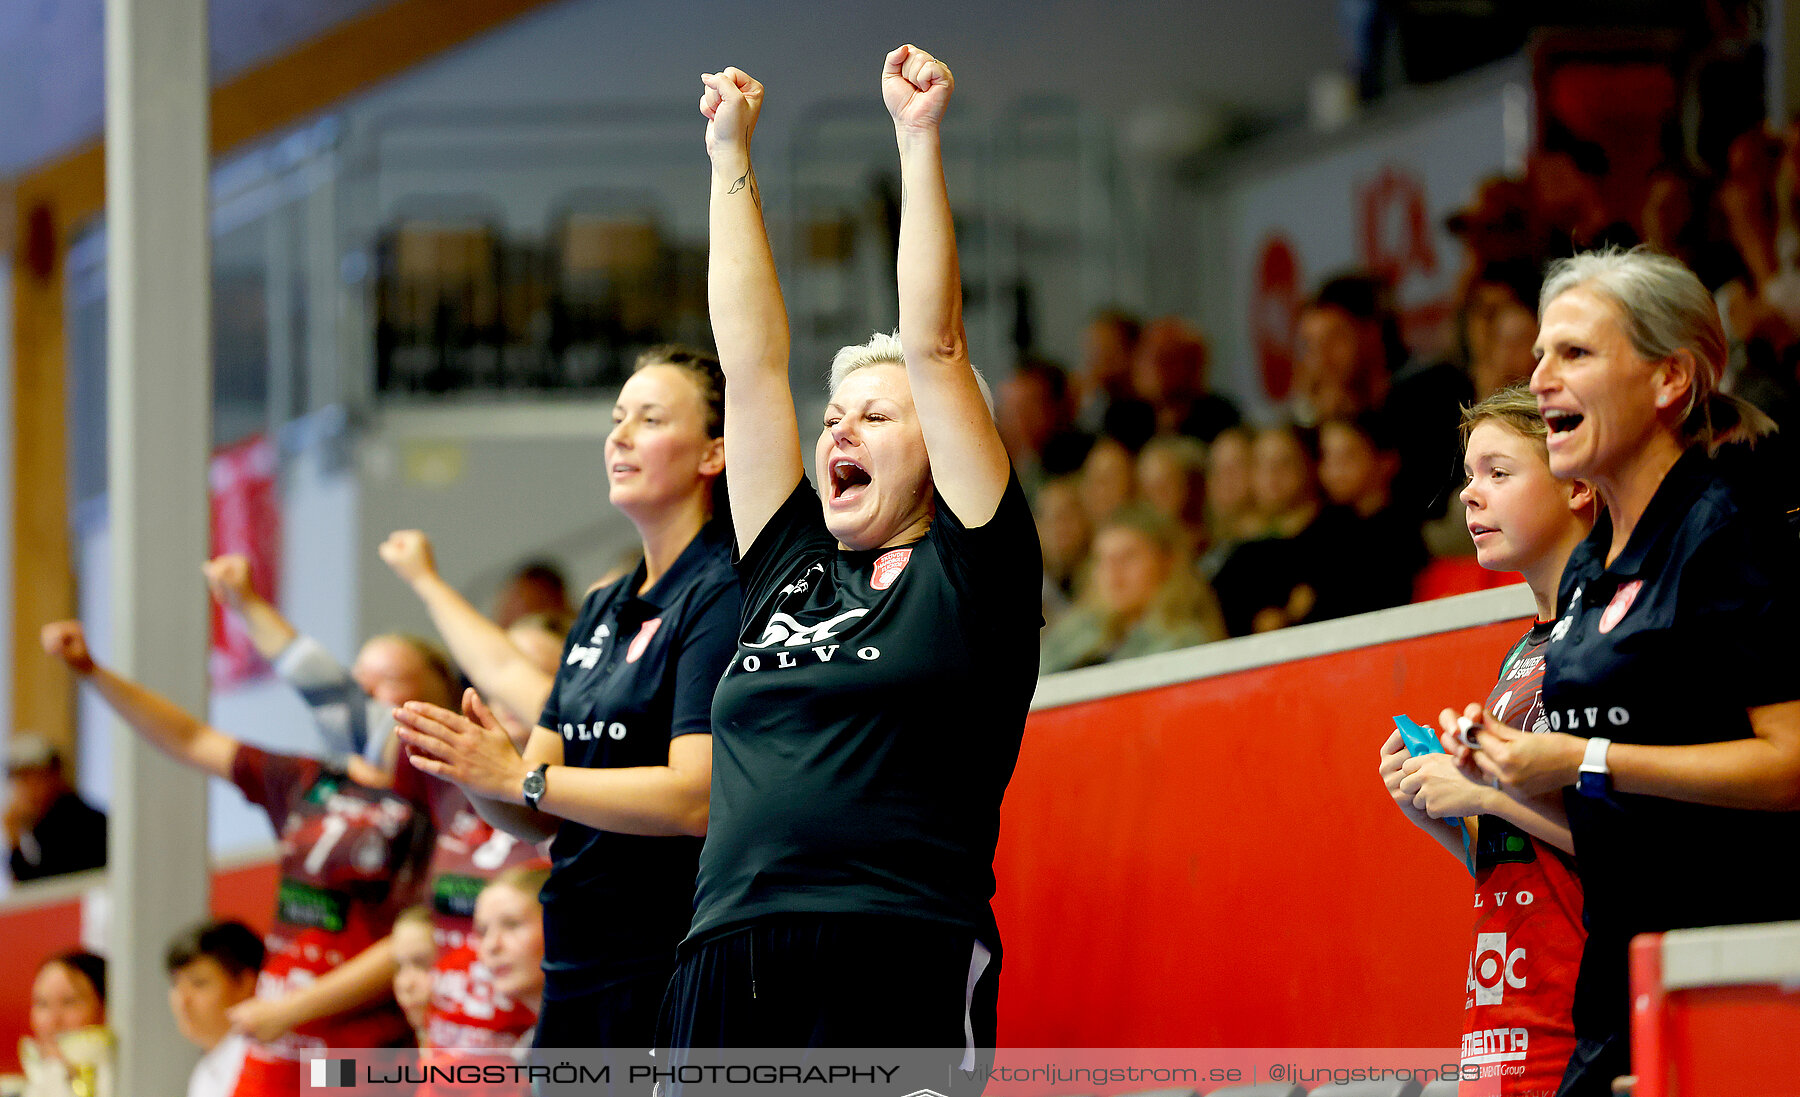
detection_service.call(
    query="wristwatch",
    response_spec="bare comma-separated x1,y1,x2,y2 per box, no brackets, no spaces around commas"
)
522,763,550,809
1576,737,1612,798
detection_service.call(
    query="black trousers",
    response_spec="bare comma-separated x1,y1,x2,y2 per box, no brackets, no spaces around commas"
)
656,913,997,1094
531,968,667,1096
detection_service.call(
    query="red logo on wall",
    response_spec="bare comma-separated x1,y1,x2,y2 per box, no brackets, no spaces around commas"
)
871,548,912,591
1358,166,1437,287
1252,235,1301,401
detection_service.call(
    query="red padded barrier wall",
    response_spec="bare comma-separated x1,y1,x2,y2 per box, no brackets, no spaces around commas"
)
2,616,1528,1061
993,618,1531,1046
0,859,276,1071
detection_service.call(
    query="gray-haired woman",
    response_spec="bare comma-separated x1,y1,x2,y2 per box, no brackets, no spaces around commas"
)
1448,247,1800,1096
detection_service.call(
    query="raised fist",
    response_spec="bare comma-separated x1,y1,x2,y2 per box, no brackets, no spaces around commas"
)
700,68,763,159
882,44,953,131
41,621,96,675
379,529,439,585
201,554,255,608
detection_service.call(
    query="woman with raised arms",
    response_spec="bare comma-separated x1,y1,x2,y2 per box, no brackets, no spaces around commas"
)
661,46,1041,1054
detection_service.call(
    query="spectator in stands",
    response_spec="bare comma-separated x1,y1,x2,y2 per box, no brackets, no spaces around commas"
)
1246,423,1321,541
1454,249,1800,1096
1528,149,1639,258
1211,424,1330,635
1074,309,1144,441
5,735,105,884
389,908,435,1043
1459,259,1543,400
1136,434,1210,558
1381,383,1594,1097
1040,505,1225,673
41,620,432,1097
17,951,112,1097
1290,274,1398,426
1033,475,1091,627
1077,434,1136,527
165,921,264,1097
1131,317,1241,443
997,356,1092,491
1198,426,1256,578
1314,413,1427,618
492,560,571,631
1445,176,1538,278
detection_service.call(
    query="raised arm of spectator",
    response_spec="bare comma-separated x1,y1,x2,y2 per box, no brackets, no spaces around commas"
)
700,66,804,550
228,936,397,1044
203,554,298,660
205,553,384,762
41,620,237,782
886,44,1010,526
379,530,553,724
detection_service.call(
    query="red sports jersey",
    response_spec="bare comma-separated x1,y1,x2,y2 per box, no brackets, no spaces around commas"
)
392,755,548,1051
230,746,432,1097
1459,624,1585,1097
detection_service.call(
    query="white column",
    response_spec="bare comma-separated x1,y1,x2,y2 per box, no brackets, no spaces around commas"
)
104,0,212,1092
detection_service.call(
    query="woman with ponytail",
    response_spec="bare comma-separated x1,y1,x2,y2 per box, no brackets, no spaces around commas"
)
1445,247,1800,1097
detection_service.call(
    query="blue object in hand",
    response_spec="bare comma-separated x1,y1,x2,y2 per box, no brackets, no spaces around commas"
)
1392,714,1475,876
1394,714,1445,756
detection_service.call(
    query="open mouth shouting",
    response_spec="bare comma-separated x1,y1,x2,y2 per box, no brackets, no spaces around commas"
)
828,456,873,506
1543,410,1584,437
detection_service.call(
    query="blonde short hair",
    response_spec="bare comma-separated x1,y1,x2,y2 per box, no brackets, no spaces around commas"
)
827,331,995,418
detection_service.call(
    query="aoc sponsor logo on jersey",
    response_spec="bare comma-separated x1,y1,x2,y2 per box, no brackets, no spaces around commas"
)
1546,705,1630,731
1598,580,1643,635
870,548,912,591
1469,931,1528,1006
561,720,628,742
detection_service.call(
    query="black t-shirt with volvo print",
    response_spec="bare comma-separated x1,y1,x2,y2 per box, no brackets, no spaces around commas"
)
692,474,1042,950
1546,445,1800,1039
536,520,740,999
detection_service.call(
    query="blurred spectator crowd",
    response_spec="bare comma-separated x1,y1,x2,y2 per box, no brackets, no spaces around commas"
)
1018,79,1800,672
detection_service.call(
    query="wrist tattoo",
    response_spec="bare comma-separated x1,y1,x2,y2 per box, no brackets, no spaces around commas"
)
727,170,763,210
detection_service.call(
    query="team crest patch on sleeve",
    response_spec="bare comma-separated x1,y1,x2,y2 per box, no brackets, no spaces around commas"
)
1597,580,1642,635
626,617,663,663
871,547,912,590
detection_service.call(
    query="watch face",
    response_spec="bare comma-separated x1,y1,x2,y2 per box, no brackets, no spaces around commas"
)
523,769,545,799
1576,770,1607,799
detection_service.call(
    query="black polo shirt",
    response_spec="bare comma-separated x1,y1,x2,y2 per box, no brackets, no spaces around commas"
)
690,474,1042,950
536,520,740,999
1546,444,1800,1039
